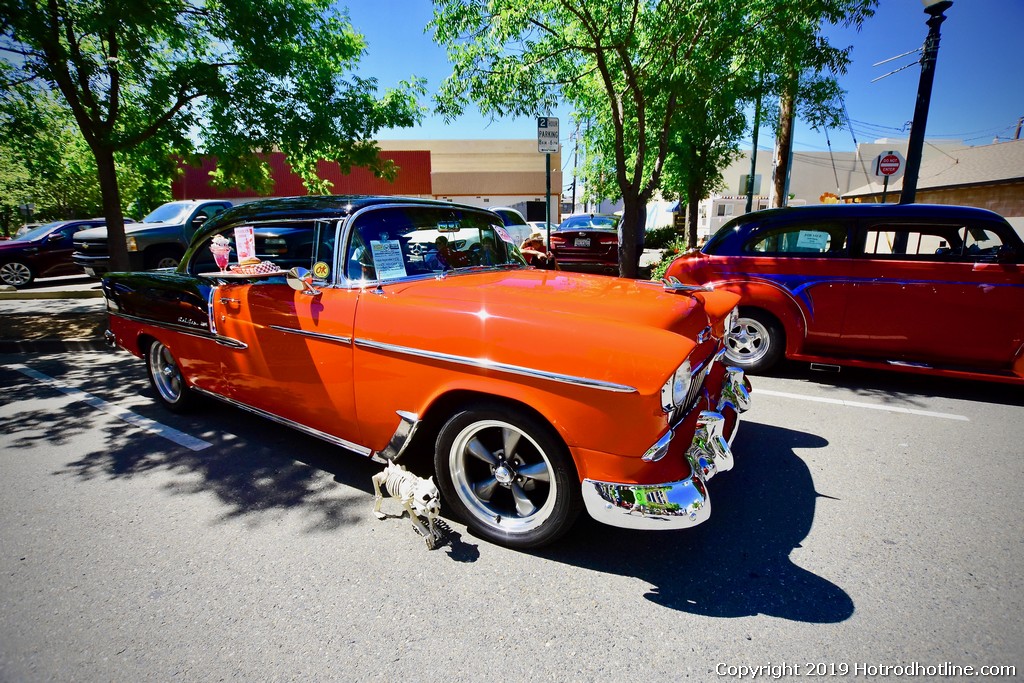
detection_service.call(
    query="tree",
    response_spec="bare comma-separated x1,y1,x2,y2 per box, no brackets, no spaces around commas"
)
431,0,872,278
1,0,424,271
660,58,750,251
759,2,876,207
433,0,745,278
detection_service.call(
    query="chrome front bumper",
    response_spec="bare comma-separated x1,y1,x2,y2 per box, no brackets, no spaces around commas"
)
581,366,750,531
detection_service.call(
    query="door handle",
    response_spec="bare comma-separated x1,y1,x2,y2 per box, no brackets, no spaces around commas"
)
219,297,241,305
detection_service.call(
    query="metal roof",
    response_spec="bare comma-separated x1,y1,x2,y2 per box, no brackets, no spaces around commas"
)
845,139,1024,198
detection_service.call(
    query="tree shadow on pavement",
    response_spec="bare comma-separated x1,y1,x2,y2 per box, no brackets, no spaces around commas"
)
4,357,848,602
535,420,854,623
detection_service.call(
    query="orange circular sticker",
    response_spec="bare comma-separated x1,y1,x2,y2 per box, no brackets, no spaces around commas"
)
312,261,330,279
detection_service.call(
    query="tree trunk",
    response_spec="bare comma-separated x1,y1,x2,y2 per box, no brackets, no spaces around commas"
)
772,86,796,209
686,182,701,250
94,145,130,272
617,194,644,279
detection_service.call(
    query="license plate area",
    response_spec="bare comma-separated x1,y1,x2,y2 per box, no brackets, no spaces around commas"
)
574,238,591,248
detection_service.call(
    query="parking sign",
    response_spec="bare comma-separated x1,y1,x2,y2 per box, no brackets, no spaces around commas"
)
537,117,559,153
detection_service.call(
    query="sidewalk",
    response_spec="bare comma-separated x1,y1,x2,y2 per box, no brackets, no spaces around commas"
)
0,276,109,353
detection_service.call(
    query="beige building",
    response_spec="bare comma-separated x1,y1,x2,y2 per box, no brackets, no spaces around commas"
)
377,139,563,225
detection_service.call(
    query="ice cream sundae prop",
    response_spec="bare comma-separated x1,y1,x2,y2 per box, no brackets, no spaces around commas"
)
210,234,232,271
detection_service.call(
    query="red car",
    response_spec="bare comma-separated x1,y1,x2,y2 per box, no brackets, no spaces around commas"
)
664,204,1024,385
549,213,620,272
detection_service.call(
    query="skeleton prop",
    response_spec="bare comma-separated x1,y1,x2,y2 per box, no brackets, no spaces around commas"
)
372,461,442,549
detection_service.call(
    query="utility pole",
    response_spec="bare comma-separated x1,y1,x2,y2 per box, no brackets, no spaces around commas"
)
901,1,953,205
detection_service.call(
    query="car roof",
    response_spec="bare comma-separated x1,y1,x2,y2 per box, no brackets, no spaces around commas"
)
194,195,500,243
725,203,1009,224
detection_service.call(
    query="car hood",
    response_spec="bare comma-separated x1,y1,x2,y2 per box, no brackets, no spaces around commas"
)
0,239,41,253
74,221,179,240
365,268,738,387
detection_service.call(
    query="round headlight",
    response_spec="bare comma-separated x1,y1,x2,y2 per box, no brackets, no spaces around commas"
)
672,359,692,407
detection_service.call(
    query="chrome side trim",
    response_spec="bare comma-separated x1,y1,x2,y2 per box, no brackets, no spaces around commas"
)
354,338,637,393
373,410,420,462
269,325,352,345
191,386,372,457
581,475,711,530
115,315,234,348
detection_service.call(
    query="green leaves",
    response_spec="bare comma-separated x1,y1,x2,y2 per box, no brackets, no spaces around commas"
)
1,0,426,258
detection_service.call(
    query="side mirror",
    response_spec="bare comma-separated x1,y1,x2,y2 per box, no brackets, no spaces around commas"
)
286,267,321,296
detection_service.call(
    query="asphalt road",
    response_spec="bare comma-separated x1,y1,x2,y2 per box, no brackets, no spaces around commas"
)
1,350,1021,681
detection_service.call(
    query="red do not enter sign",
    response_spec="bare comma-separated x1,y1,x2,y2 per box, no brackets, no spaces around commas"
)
872,150,906,180
879,154,901,175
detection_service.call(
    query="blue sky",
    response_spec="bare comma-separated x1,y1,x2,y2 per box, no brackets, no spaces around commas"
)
347,1,1023,154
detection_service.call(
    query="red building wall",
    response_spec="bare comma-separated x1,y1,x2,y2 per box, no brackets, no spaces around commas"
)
172,150,432,200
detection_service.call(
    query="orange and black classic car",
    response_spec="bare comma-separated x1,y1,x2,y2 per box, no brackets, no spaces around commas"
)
101,196,751,549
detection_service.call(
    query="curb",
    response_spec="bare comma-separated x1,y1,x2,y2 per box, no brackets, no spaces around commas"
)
0,338,111,354
0,289,103,300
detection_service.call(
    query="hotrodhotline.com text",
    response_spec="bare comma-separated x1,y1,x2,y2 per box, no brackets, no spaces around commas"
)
715,661,1017,679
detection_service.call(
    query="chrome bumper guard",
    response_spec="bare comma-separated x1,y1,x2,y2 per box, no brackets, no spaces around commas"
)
581,367,751,531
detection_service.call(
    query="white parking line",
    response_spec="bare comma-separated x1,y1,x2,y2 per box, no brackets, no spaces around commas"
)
756,388,970,421
10,364,212,451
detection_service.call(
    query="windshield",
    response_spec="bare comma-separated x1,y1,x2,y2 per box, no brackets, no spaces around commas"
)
345,206,524,281
557,215,619,231
16,222,63,242
142,202,192,224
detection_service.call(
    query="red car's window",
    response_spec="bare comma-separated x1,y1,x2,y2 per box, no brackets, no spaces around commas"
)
743,222,848,256
862,223,1006,261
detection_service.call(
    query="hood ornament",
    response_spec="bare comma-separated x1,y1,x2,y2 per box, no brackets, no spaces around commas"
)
661,276,714,294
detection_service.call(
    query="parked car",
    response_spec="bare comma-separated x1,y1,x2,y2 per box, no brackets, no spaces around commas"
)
491,206,532,246
0,218,119,287
549,213,620,272
101,196,751,549
664,203,1024,384
74,200,232,276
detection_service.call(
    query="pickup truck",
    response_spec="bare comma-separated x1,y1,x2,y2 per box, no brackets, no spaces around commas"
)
73,200,232,276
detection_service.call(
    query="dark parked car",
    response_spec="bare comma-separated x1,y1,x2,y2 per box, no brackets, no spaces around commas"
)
549,213,620,272
74,200,231,276
0,218,119,287
664,203,1024,385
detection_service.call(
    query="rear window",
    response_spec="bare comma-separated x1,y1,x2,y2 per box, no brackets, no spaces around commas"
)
862,223,1007,261
557,215,618,231
743,222,848,256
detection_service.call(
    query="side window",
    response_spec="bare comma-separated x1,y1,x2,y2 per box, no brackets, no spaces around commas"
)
962,226,1005,259
188,222,316,277
859,222,1000,261
744,222,848,256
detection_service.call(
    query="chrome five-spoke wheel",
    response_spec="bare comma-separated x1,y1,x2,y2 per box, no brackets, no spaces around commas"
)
146,340,195,412
435,405,581,548
724,309,784,373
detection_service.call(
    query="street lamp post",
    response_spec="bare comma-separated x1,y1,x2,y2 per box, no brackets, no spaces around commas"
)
900,0,953,205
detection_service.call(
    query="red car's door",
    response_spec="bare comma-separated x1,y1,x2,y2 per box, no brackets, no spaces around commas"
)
843,220,1024,369
725,218,856,355
212,280,364,445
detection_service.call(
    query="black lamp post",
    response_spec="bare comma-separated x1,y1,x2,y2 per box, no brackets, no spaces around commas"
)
900,0,953,205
